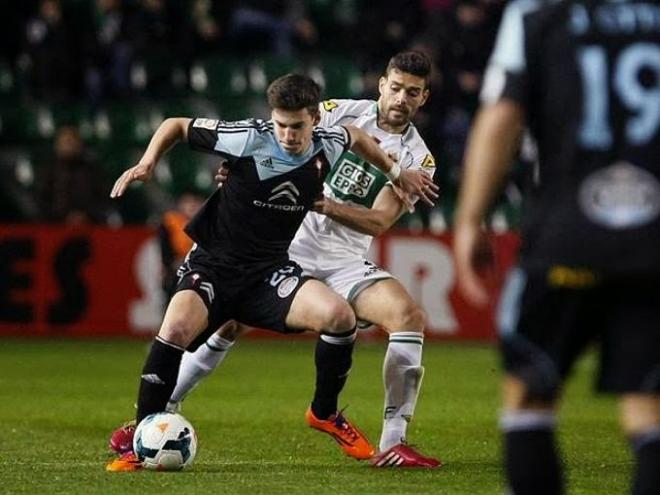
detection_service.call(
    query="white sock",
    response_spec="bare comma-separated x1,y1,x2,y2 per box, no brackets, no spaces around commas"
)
380,331,425,451
168,333,234,404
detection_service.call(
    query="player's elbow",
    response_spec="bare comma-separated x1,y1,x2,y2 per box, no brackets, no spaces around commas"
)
163,117,191,141
368,221,388,237
368,214,397,237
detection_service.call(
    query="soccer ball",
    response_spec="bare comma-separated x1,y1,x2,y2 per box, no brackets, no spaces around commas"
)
133,412,197,470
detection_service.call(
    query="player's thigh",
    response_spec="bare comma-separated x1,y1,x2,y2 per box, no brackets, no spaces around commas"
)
620,394,660,435
232,261,353,335
598,280,660,395
498,267,598,403
353,278,426,332
159,290,209,347
286,279,355,333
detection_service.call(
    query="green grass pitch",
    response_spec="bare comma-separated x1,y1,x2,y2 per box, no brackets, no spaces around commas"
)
0,338,631,494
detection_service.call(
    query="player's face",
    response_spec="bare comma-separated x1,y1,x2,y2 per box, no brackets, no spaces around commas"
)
378,69,429,129
272,107,320,155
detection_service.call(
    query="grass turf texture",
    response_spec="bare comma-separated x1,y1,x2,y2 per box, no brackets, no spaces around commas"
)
0,338,631,494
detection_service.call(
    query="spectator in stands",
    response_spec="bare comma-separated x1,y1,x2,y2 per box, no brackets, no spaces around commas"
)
226,0,318,56
356,0,423,72
184,0,226,56
158,190,204,298
83,0,133,105
20,0,82,100
126,0,185,95
38,125,111,225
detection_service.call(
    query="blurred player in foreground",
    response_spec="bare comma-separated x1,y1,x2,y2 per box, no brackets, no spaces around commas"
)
111,51,442,468
454,0,660,493
106,73,437,471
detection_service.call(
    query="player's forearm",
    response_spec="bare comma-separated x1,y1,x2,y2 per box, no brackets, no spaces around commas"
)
345,126,399,181
455,101,524,227
140,118,191,165
323,200,392,236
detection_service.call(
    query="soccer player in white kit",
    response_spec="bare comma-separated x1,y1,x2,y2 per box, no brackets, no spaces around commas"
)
169,51,441,468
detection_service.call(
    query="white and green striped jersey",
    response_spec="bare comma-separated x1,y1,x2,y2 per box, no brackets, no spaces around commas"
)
289,99,436,266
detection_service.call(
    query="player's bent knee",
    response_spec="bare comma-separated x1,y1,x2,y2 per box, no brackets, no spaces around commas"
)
159,319,201,348
403,305,427,332
501,335,561,404
503,375,557,411
381,301,426,332
320,300,356,334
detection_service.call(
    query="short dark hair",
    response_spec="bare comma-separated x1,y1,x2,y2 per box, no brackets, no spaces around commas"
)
385,50,432,87
267,74,321,114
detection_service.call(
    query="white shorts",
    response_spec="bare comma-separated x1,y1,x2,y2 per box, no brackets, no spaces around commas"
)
293,256,393,329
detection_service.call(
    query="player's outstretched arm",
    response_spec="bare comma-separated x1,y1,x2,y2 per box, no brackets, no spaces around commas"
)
454,100,524,307
110,118,192,198
344,125,438,209
313,186,405,237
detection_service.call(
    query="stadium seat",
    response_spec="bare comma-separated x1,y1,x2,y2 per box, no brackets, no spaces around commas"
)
130,55,189,97
0,102,57,143
166,146,215,197
189,57,248,99
251,56,302,93
93,103,165,146
319,57,364,97
0,61,19,102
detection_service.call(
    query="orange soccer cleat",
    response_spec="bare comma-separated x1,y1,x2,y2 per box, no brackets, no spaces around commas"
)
370,443,442,468
105,451,143,472
305,407,375,460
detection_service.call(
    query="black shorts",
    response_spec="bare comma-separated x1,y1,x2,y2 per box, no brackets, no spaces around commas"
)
497,267,660,397
174,246,313,351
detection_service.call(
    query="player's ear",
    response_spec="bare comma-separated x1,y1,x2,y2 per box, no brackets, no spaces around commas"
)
378,76,387,96
420,88,430,107
311,109,321,126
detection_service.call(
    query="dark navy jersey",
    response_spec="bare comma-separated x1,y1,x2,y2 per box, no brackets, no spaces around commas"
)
482,0,660,275
184,117,351,292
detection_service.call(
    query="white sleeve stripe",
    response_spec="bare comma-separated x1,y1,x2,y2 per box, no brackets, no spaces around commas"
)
216,123,268,131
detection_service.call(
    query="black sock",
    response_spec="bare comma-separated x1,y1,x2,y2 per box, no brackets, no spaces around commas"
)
136,337,184,423
631,431,660,495
504,427,563,495
311,329,356,420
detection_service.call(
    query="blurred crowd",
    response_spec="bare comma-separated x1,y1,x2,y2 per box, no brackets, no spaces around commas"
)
0,0,520,230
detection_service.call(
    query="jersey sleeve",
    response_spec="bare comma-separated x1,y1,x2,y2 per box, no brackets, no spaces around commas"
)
187,118,263,160
315,125,352,166
393,138,437,205
318,99,375,127
480,0,539,105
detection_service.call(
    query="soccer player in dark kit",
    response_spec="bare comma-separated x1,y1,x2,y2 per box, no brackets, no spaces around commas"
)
106,73,438,471
454,1,660,493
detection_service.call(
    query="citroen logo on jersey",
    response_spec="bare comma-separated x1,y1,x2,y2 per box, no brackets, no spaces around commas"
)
253,181,305,212
268,181,300,204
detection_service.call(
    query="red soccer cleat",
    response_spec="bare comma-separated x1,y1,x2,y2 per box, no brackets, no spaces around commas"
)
305,407,375,460
370,443,443,468
109,420,136,454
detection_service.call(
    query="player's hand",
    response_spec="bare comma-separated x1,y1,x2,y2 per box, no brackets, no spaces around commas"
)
312,195,337,215
214,164,229,187
394,169,439,209
110,161,156,198
453,222,494,307
391,185,416,213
